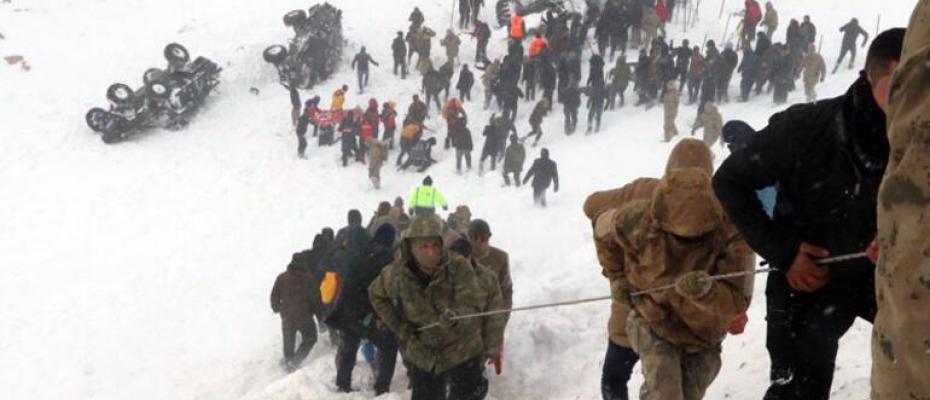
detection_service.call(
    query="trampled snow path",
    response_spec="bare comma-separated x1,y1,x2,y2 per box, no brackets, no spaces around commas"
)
0,0,912,399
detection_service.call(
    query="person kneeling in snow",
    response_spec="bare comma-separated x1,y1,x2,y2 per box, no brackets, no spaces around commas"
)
368,214,503,400
594,166,752,400
400,137,438,173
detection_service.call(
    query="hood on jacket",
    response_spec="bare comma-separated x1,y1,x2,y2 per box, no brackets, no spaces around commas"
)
664,138,713,175
651,168,724,238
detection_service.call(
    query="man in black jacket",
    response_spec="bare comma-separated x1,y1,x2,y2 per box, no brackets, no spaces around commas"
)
833,18,870,74
523,148,559,206
391,31,408,79
712,29,904,400
352,47,379,94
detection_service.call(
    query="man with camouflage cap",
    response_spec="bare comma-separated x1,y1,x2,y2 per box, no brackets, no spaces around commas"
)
369,214,504,400
585,139,755,400
594,166,753,400
872,3,930,398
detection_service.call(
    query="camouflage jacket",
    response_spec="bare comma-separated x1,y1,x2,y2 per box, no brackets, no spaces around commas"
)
595,168,752,352
368,253,495,373
873,6,930,397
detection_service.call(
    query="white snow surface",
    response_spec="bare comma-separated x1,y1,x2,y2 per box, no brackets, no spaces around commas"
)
0,0,913,399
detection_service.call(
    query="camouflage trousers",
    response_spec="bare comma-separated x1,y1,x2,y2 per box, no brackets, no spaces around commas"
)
664,109,679,142
803,77,818,102
627,313,721,400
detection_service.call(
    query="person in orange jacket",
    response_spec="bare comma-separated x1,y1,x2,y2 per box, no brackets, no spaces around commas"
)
528,32,549,58
509,13,526,41
332,85,348,110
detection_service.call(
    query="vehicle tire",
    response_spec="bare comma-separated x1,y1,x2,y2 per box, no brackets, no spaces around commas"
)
85,107,110,132
106,83,134,105
263,45,288,64
147,79,171,99
101,131,122,144
164,43,190,64
283,9,307,27
143,68,164,85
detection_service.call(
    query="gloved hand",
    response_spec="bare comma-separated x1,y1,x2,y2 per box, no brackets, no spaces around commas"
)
440,308,458,328
486,355,503,375
610,279,633,306
675,270,713,299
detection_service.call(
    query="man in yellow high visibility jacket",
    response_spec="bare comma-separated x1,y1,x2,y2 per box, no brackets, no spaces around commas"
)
408,175,448,216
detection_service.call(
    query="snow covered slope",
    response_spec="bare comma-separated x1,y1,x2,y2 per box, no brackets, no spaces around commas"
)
0,0,912,399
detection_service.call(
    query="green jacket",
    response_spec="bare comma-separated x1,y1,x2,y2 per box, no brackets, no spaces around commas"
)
408,185,448,210
368,253,489,373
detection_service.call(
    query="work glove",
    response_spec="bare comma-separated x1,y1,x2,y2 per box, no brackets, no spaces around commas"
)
610,279,633,306
675,270,713,300
486,355,503,375
439,308,458,328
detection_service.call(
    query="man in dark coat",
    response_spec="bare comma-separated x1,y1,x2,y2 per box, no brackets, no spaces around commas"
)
560,79,582,134
352,47,379,94
392,31,408,79
800,15,817,49
365,225,400,395
738,47,759,101
479,114,504,172
457,64,475,101
271,254,319,371
523,148,559,206
717,43,739,103
712,29,903,400
326,225,372,392
833,18,870,74
472,19,492,64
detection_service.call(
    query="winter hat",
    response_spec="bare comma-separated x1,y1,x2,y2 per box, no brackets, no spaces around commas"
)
348,209,363,226
448,237,473,258
423,176,433,186
373,223,396,247
664,138,713,175
651,168,724,238
722,120,756,146
468,219,492,239
321,227,335,241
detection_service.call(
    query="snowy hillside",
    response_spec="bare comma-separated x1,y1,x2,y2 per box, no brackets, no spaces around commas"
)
0,0,913,399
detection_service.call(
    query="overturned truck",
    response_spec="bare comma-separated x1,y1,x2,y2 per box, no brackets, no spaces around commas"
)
495,0,568,27
85,43,222,144
263,3,344,89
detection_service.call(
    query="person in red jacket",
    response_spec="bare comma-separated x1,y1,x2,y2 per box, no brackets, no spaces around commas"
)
380,101,397,149
363,98,381,139
743,0,763,43
656,0,671,23
270,255,319,371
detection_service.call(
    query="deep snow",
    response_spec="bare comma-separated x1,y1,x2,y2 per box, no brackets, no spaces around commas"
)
0,0,913,399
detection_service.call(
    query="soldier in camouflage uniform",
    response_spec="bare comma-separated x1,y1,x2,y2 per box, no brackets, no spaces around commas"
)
799,44,826,102
662,81,680,142
593,166,752,400
692,102,722,147
872,3,930,398
368,214,505,400
468,220,514,319
585,139,755,400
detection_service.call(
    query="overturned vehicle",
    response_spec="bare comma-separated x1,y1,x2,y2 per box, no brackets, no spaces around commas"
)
85,43,222,144
263,3,344,89
495,0,567,27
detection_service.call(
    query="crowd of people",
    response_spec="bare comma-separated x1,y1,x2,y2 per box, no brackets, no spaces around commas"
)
271,187,515,398
269,1,930,400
